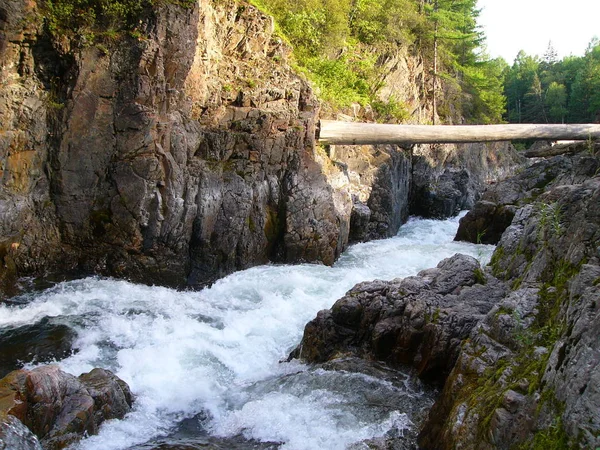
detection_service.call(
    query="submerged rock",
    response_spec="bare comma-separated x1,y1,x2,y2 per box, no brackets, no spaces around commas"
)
0,318,76,378
0,365,132,449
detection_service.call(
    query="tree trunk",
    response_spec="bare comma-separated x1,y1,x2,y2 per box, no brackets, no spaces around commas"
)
318,120,600,145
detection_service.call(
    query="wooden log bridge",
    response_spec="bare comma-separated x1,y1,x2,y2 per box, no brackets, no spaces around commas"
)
318,120,600,145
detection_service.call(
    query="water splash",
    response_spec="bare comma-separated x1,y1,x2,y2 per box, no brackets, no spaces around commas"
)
0,214,493,450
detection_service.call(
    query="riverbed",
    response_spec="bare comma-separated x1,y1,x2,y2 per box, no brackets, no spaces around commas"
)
0,213,494,450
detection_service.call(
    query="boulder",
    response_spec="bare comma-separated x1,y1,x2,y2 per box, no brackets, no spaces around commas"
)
291,254,508,383
0,366,132,450
454,201,517,244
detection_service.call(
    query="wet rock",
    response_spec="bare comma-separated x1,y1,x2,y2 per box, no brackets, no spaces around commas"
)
0,415,42,450
0,318,76,378
292,254,508,383
0,365,132,450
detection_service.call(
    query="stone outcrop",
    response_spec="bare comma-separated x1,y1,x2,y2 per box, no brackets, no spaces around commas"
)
0,365,132,449
294,148,600,448
455,150,599,244
291,254,508,383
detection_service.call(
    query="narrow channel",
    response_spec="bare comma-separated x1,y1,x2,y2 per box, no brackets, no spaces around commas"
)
0,213,494,450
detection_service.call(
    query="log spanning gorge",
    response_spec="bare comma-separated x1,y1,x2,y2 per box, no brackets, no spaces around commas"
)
318,120,600,145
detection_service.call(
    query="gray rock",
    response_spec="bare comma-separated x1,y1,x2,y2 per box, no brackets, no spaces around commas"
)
0,416,42,450
292,254,508,383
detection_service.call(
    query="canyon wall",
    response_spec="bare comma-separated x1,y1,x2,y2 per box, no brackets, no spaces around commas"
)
0,0,523,297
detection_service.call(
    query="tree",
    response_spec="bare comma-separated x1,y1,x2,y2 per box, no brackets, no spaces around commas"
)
545,82,567,123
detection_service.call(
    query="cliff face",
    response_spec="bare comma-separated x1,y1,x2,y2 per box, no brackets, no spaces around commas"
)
0,0,524,297
0,0,353,293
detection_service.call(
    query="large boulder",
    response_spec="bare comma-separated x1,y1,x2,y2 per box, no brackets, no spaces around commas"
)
291,254,508,383
0,366,132,450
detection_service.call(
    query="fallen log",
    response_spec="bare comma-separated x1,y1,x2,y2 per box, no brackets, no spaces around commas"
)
523,141,599,158
318,120,600,145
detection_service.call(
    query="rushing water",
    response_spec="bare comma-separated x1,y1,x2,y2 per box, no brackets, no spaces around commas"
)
0,214,494,450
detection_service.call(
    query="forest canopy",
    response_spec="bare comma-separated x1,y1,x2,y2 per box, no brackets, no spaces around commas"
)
503,40,600,124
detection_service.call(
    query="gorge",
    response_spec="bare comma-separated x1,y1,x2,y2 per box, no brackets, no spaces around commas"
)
1,0,599,449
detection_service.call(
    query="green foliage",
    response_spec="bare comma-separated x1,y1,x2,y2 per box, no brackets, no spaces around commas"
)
253,0,504,121
371,97,410,123
504,39,600,123
41,0,194,44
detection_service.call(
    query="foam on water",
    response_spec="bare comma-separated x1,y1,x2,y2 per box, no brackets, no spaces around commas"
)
0,213,494,450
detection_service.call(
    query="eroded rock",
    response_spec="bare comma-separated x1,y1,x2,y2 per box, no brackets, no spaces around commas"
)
292,254,508,383
0,366,132,450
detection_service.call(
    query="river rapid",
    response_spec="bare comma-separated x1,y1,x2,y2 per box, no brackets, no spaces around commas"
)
0,214,494,450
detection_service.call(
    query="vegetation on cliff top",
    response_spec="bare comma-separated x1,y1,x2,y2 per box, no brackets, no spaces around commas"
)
250,0,506,124
40,0,194,44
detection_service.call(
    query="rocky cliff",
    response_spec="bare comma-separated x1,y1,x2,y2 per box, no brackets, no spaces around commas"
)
0,0,524,298
293,145,600,448
1,0,353,294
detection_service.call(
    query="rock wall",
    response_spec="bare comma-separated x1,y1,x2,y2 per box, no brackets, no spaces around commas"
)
0,0,526,298
293,146,600,449
0,0,352,295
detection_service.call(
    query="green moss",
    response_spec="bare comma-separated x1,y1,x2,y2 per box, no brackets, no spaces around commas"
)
247,215,256,232
474,267,487,285
490,246,505,277
41,0,194,44
593,277,600,286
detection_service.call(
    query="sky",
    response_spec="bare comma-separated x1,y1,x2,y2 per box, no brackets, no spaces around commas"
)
477,0,600,64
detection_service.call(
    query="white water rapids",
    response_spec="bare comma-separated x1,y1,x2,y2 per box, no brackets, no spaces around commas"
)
0,214,494,450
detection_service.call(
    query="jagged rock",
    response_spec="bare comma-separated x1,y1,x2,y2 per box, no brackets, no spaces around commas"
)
0,366,132,450
455,152,599,244
420,167,600,449
0,318,76,378
292,254,508,383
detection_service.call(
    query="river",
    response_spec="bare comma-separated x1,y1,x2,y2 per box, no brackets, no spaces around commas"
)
0,213,494,450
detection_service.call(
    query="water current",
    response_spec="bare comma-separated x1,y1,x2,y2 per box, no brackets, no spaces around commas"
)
0,214,494,450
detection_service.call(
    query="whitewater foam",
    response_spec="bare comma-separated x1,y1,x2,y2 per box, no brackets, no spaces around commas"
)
0,213,493,450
